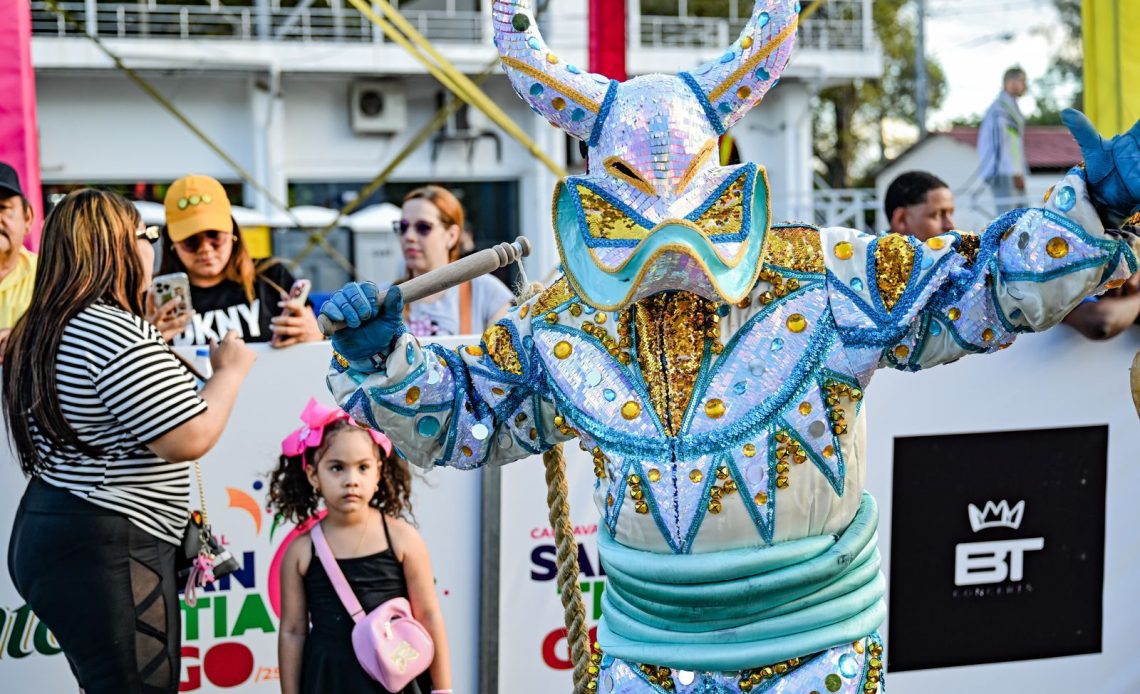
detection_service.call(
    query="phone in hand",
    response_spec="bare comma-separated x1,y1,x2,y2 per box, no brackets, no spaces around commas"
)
151,272,193,317
286,279,312,308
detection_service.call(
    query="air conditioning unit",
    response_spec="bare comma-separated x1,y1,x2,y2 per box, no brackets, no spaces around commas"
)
350,82,407,134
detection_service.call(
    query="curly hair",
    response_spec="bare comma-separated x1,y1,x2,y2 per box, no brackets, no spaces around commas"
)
267,420,415,524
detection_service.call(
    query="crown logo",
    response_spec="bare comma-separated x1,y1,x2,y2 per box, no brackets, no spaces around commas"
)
967,499,1025,532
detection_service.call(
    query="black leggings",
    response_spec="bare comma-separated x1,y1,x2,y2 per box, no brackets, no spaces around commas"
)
7,478,181,694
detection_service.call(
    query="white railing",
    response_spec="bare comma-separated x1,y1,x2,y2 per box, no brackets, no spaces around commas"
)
30,1,485,44
640,0,872,52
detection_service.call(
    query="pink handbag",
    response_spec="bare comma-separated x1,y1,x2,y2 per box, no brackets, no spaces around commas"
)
310,522,434,691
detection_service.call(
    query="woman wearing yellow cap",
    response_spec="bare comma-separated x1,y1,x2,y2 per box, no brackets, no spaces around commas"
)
155,175,323,347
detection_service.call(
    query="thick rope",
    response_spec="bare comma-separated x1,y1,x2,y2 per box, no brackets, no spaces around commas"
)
543,444,592,693
513,280,591,692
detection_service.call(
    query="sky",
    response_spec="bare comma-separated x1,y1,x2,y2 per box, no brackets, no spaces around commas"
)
923,0,1066,127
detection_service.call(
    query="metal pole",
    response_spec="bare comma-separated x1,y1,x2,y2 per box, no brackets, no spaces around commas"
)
915,0,928,139
255,0,271,40
85,0,98,36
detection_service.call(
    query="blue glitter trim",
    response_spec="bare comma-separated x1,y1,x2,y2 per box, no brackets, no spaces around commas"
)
1003,255,1112,283
629,458,683,553
678,453,723,554
565,178,652,248
678,71,726,136
605,458,632,536
725,451,775,545
680,315,839,456
587,80,620,147
778,412,844,497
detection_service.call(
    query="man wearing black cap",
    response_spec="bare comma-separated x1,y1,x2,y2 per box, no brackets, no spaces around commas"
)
0,162,38,359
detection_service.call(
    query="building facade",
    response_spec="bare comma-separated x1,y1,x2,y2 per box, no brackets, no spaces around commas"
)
31,0,880,288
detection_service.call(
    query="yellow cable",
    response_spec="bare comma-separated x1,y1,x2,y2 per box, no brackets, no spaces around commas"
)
348,0,567,178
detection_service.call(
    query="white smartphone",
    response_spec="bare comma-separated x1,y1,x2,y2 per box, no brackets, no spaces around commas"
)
287,278,312,307
151,272,193,318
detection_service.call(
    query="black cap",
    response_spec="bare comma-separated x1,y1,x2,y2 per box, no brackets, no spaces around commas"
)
0,163,23,199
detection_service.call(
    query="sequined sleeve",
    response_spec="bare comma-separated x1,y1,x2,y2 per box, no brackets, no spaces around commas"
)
824,167,1137,374
326,298,568,470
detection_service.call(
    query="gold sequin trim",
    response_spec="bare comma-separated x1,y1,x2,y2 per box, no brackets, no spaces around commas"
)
578,186,647,240
709,20,800,101
500,56,601,113
675,139,717,195
483,324,523,375
956,231,981,267
690,174,745,237
633,293,709,436
603,156,657,197
530,277,577,317
761,225,825,273
874,234,915,313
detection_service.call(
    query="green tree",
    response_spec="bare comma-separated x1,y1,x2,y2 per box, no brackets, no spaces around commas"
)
812,0,947,188
1027,0,1082,125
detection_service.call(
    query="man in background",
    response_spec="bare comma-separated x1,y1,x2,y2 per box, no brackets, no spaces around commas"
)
0,162,37,361
978,66,1029,213
883,170,956,241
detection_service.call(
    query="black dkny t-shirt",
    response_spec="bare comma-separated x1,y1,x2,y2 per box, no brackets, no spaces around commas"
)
172,263,298,346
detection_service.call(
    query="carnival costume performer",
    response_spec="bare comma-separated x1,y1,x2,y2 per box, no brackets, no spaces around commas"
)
322,1,1140,691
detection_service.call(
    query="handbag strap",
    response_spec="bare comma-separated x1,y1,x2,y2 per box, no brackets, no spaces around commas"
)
310,522,367,622
192,461,208,524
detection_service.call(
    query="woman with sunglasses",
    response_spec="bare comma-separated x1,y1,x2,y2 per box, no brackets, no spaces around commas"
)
153,175,323,347
394,185,512,336
5,189,256,693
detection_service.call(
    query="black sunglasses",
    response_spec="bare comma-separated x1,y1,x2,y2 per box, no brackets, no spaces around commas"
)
176,229,233,253
393,219,437,237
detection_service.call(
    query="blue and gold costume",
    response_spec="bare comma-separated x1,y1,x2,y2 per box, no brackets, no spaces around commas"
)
324,1,1140,691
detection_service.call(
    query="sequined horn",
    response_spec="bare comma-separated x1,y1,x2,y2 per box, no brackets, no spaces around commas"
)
679,0,800,134
492,0,614,143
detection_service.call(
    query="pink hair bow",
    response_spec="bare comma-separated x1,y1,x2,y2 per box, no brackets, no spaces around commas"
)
281,398,393,465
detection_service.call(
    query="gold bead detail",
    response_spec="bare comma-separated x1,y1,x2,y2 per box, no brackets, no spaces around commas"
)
742,443,757,457
786,313,807,333
834,241,854,260
1046,236,1070,259
982,327,995,342
926,236,946,250
947,307,961,321
405,386,420,405
704,398,726,419
553,340,573,359
647,468,661,483
621,401,641,420
465,345,484,356
754,492,768,505
894,344,910,360
689,468,703,484
798,401,812,416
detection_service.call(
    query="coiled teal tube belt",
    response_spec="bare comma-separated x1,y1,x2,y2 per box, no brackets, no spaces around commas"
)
596,492,886,672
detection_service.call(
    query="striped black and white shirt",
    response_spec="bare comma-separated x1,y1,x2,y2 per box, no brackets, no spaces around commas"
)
35,303,207,545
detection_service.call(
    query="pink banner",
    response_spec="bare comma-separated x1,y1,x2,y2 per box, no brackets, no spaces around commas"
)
0,0,42,250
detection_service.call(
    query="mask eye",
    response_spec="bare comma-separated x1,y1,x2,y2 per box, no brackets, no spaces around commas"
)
577,185,649,241
688,172,746,238
603,157,657,197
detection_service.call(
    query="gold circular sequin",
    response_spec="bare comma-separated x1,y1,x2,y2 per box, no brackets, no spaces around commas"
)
704,399,726,419
982,327,995,342
461,445,472,457
528,427,537,440
754,491,768,506
621,401,641,420
405,386,420,405
647,468,661,483
786,314,807,333
553,341,573,359
743,443,757,457
823,445,835,458
546,53,559,64
491,387,505,396
689,469,703,484
834,241,854,260
594,312,607,324
741,35,754,49
520,304,530,319
545,312,558,324
798,401,812,416
894,344,910,359
947,307,961,321
1046,236,1069,258
465,345,484,356
569,304,583,317
737,86,752,100
925,237,946,251
551,97,566,111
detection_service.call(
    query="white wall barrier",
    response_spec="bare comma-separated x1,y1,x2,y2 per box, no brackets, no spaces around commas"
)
2,327,1140,693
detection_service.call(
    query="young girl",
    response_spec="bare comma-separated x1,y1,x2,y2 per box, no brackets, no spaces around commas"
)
270,399,452,694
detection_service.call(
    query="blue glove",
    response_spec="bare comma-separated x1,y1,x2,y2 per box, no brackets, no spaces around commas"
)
321,283,405,366
1062,108,1140,221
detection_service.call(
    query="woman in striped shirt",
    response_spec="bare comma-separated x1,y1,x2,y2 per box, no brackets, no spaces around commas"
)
3,189,256,694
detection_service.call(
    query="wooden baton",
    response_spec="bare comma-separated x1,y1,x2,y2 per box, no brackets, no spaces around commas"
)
317,236,532,336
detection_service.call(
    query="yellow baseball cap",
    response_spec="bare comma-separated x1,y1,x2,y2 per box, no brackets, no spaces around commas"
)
163,174,234,243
